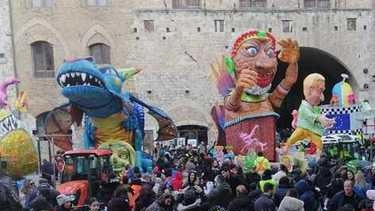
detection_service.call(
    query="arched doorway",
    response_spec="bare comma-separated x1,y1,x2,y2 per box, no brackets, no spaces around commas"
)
272,47,355,132
177,125,208,146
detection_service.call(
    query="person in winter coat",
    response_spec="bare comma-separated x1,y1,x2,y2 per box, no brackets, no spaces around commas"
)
145,192,174,211
254,182,277,211
278,188,304,211
135,184,156,211
87,197,101,211
30,195,54,211
172,171,183,191
41,159,54,184
37,178,60,207
274,176,291,207
22,179,38,210
295,179,319,211
107,185,131,211
176,189,201,211
227,185,251,211
128,168,144,209
206,174,233,208
353,170,371,200
0,180,22,211
245,167,261,189
259,169,276,192
248,183,262,211
366,189,375,211
314,158,332,196
56,194,74,211
327,180,361,211
327,173,345,199
273,165,288,184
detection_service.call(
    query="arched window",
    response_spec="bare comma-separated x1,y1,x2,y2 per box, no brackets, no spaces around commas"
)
31,41,55,78
89,43,111,64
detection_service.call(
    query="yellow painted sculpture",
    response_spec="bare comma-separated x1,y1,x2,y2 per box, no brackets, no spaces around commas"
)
0,77,37,178
286,73,335,152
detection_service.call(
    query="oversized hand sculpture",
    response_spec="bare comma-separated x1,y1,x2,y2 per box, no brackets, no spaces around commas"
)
278,39,300,87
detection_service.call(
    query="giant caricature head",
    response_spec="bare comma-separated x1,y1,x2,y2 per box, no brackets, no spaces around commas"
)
56,57,139,118
303,73,326,106
231,30,277,95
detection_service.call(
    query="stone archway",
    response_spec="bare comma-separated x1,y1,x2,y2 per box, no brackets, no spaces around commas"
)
273,46,355,132
177,125,208,146
166,103,214,145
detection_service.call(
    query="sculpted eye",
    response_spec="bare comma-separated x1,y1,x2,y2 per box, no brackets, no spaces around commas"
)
246,46,258,57
266,48,276,58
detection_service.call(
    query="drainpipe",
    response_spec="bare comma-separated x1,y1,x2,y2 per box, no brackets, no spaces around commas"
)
8,0,19,96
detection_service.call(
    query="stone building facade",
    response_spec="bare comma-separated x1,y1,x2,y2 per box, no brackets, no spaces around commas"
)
0,0,15,93
10,0,375,143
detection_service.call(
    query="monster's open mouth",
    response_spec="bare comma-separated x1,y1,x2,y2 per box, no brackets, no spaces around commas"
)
58,72,104,88
0,114,19,138
257,72,274,88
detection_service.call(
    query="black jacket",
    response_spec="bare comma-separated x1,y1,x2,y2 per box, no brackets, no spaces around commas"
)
254,193,276,211
228,195,252,211
327,191,361,211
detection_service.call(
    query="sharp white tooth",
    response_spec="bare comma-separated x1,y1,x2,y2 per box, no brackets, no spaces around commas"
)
67,84,70,87
69,73,74,77
81,73,86,81
60,75,66,83
89,75,93,79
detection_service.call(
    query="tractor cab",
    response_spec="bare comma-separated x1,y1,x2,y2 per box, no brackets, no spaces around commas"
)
322,134,363,161
58,149,117,208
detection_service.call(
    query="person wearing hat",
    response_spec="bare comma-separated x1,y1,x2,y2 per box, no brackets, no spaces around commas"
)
56,194,74,211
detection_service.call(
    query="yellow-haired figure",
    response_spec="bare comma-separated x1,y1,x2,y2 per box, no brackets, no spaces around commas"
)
286,73,335,152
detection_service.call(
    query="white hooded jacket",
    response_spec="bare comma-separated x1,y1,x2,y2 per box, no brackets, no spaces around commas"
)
278,196,305,211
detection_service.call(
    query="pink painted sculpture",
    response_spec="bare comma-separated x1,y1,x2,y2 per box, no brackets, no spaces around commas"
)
0,77,20,109
239,125,267,154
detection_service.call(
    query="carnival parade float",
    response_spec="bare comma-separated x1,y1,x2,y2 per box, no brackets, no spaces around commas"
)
211,29,299,161
0,77,38,178
51,57,177,173
211,29,373,171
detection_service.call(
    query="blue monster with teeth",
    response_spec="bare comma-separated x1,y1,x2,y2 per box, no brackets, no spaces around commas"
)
56,57,176,172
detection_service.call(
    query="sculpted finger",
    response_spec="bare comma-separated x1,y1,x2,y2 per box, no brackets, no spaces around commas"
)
278,40,288,47
239,78,256,87
241,68,258,75
287,38,293,47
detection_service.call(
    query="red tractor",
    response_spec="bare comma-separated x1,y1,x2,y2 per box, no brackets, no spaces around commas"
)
57,149,119,208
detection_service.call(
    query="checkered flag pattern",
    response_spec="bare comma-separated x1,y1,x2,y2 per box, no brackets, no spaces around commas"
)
321,104,363,135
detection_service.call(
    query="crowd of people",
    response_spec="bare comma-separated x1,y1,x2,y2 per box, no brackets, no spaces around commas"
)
2,142,375,211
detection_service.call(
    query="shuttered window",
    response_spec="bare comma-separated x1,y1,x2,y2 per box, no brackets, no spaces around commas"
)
89,43,111,64
31,41,55,78
172,0,200,9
